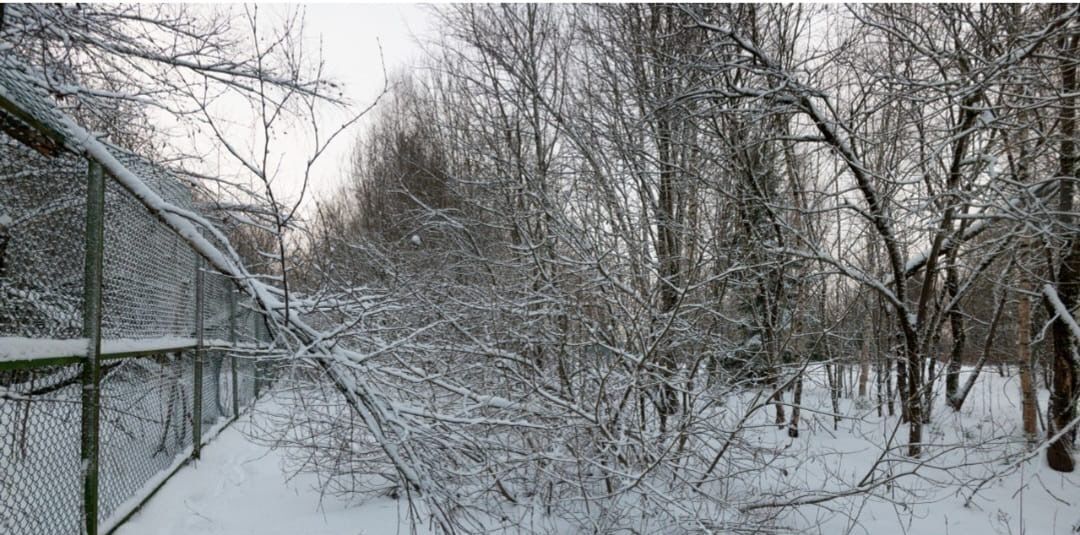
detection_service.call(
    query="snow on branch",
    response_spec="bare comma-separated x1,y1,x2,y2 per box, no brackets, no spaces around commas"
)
1044,283,1080,341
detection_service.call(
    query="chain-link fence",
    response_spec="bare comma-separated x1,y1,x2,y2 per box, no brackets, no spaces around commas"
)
1,348,269,535
0,55,277,535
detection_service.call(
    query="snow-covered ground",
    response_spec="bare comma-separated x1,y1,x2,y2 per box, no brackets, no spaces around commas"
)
748,367,1080,535
114,414,431,535
113,368,1080,535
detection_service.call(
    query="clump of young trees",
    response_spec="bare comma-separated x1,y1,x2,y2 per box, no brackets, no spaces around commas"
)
280,4,1080,531
9,2,1071,533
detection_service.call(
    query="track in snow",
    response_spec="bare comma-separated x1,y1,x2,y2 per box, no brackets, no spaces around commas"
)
114,411,426,535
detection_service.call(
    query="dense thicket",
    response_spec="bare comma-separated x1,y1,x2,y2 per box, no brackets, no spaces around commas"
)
295,4,1079,533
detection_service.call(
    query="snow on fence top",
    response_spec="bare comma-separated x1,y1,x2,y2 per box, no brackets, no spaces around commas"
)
0,53,72,156
0,51,443,523
0,52,274,362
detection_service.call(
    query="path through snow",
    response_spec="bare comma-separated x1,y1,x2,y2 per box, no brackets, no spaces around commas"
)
114,413,429,535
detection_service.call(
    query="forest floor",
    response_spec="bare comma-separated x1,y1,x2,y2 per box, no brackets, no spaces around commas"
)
115,367,1080,535
754,366,1080,535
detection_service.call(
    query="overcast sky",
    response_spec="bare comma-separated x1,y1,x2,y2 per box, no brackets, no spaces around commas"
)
239,4,435,220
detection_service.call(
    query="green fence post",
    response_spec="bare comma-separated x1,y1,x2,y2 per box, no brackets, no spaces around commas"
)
229,287,239,418
193,257,204,459
80,159,105,535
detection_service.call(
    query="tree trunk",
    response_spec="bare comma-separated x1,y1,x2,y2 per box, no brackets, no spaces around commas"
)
788,371,803,438
773,388,786,427
1046,28,1079,474
944,264,965,408
1019,295,1038,442
1047,281,1077,472
828,363,840,431
876,357,885,417
896,349,909,422
875,298,890,417
858,333,870,399
923,352,936,424
905,346,924,456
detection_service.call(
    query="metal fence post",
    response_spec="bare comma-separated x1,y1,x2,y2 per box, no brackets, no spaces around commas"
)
80,159,106,535
229,287,239,418
193,257,204,459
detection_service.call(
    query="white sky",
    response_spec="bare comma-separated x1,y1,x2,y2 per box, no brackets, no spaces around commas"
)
190,3,435,221
292,3,433,212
